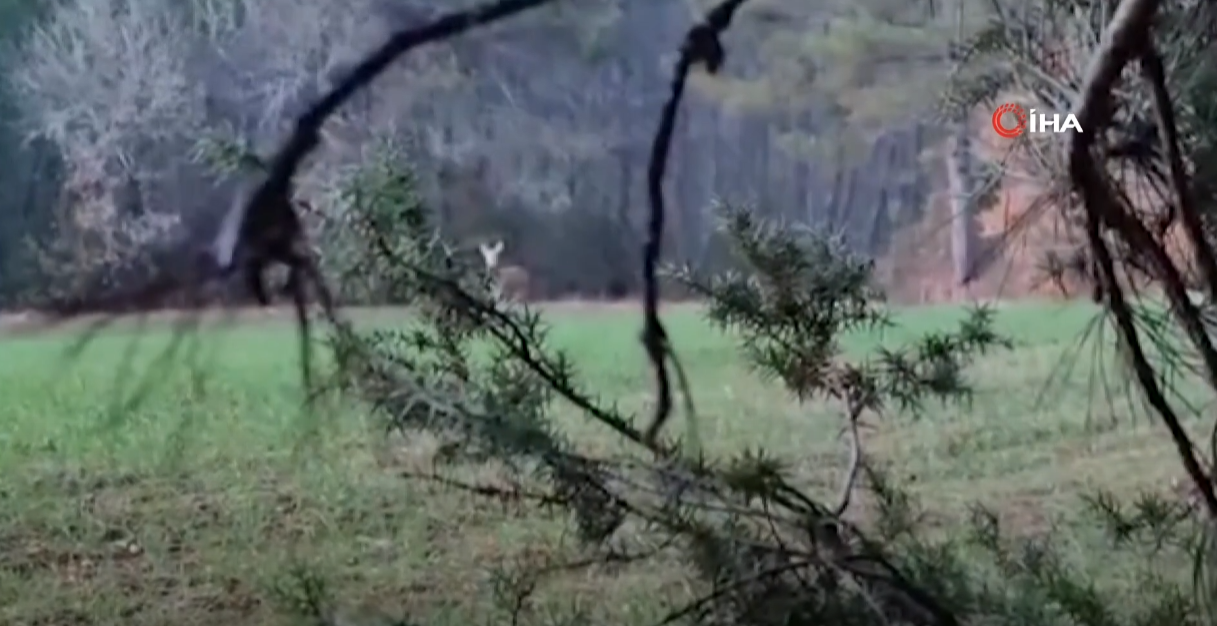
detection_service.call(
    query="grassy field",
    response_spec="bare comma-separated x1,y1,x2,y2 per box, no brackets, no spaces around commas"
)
0,300,1209,625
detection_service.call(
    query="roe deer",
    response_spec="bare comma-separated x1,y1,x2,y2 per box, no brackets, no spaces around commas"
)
479,240,530,302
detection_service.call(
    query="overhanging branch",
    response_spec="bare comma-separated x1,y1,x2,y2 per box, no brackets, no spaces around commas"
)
1067,0,1217,520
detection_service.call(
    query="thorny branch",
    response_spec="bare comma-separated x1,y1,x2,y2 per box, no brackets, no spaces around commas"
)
348,208,971,624
1067,0,1217,519
354,213,655,449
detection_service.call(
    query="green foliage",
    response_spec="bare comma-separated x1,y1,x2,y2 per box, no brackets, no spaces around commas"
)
306,142,1217,624
324,155,569,463
191,131,267,175
304,154,1019,623
329,139,435,304
668,203,1008,411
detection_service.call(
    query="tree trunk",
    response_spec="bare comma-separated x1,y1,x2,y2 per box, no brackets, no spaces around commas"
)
948,127,979,284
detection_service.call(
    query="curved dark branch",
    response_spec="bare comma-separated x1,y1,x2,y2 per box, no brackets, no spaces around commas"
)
1067,0,1217,520
641,0,750,450
219,0,563,279
38,0,566,400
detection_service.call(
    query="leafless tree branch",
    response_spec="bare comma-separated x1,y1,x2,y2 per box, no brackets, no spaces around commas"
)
1067,0,1217,520
641,0,751,451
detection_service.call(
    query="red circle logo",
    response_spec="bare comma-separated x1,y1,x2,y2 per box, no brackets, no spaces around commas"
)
992,103,1027,138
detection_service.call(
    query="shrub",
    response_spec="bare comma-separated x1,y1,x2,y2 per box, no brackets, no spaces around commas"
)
290,149,1213,625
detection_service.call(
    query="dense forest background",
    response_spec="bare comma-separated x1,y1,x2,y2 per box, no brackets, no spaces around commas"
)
0,0,1041,307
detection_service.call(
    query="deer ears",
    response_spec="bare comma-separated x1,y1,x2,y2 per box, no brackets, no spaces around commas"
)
479,240,505,265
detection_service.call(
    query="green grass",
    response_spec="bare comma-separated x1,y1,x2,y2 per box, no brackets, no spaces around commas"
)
0,300,1207,625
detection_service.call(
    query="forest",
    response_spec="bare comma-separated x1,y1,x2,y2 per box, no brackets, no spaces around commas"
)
0,0,983,305
3,0,1217,624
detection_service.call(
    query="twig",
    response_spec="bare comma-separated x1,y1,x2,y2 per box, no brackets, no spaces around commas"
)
230,0,563,258
641,0,751,450
832,404,865,517
356,219,653,448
